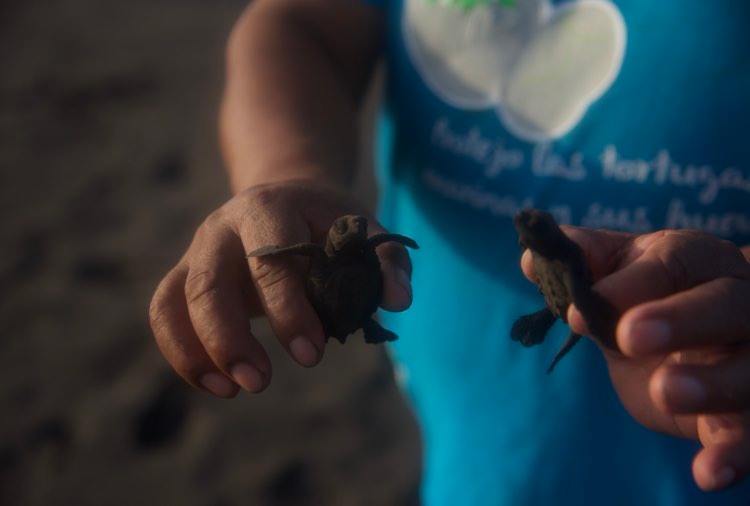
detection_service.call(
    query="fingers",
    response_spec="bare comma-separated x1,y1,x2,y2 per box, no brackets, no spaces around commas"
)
151,215,276,395
693,414,750,491
567,230,750,345
650,348,750,414
234,183,363,367
373,237,414,312
236,201,327,368
150,264,241,398
184,221,273,389
152,180,418,397
543,226,750,490
520,226,633,284
617,277,750,356
246,252,326,367
591,231,750,312
648,350,750,490
520,249,537,283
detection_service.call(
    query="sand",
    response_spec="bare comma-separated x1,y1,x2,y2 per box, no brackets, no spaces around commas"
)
0,1,421,504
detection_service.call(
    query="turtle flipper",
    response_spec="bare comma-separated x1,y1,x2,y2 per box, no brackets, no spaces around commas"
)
246,243,324,258
367,234,419,250
362,318,398,344
546,331,582,374
510,307,557,347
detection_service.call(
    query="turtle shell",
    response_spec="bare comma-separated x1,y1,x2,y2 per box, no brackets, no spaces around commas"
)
307,243,383,342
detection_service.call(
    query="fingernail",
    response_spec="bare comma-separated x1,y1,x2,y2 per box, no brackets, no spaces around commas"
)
712,467,736,489
665,374,706,410
230,363,265,393
199,372,237,398
625,319,671,354
289,336,320,367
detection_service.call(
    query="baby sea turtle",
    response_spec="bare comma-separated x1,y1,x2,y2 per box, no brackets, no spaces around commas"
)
247,215,418,344
510,208,618,373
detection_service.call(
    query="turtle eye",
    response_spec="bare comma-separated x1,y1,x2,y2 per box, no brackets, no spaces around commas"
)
335,220,348,234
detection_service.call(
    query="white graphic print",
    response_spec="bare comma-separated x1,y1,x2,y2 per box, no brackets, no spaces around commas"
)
403,0,626,142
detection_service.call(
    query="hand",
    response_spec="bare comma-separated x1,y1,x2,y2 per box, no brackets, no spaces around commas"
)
522,228,750,491
149,179,413,397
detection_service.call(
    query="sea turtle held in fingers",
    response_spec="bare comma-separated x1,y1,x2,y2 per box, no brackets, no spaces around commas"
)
247,215,419,344
510,208,618,373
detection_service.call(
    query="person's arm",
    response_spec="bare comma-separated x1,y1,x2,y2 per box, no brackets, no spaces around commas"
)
149,1,413,399
220,0,383,190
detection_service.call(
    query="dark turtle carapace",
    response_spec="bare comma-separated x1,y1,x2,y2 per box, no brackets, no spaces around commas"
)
510,209,618,373
247,215,418,344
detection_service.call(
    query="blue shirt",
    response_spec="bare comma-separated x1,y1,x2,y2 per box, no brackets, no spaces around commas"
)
366,0,750,503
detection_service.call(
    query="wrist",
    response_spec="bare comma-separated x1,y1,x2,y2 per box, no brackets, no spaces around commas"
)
219,93,358,194
222,129,354,193
227,164,350,195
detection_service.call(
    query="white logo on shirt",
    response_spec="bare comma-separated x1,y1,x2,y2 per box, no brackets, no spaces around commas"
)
403,0,626,142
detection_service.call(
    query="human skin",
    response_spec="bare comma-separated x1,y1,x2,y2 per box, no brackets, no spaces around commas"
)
149,0,400,397
522,230,750,491
149,0,749,494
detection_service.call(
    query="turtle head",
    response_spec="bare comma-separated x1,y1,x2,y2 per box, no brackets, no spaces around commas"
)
513,209,561,254
325,215,368,255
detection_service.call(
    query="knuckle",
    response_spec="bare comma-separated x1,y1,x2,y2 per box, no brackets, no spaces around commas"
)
148,291,168,335
189,212,223,248
148,272,180,336
659,230,750,289
236,184,283,215
654,230,740,288
250,260,308,320
658,247,692,291
184,269,221,310
247,184,282,208
252,260,294,293
237,187,285,234
201,209,228,234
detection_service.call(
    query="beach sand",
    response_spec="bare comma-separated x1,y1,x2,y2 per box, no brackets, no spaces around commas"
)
0,1,421,504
